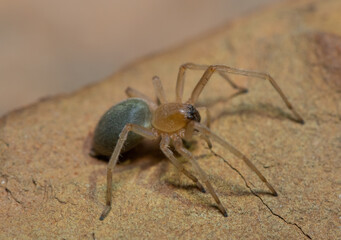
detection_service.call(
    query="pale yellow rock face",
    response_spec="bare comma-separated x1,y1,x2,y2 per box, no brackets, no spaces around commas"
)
0,0,340,239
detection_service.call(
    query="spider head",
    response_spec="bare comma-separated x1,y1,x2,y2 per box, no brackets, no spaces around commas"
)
186,105,201,122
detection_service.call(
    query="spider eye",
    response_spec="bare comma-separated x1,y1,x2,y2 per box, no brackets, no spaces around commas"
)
186,105,201,122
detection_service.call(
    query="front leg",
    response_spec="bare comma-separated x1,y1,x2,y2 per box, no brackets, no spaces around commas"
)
174,137,227,217
193,122,278,196
184,120,212,149
176,63,247,103
160,134,206,193
187,64,304,124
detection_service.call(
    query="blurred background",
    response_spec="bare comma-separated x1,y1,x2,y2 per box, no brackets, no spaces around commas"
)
0,0,282,117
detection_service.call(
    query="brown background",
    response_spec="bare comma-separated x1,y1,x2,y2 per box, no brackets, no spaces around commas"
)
0,0,281,117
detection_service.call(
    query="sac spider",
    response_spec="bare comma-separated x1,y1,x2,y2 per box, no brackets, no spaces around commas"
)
92,63,304,220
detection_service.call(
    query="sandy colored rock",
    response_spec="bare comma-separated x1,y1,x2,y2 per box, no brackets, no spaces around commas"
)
0,0,340,239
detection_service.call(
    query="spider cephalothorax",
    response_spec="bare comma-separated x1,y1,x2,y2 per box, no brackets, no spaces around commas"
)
151,103,201,133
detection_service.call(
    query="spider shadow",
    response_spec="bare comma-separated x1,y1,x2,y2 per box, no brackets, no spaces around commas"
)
196,90,300,124
90,138,276,214
87,139,165,203
160,150,275,209
196,89,247,109
212,102,298,123
93,140,164,173
196,154,276,197
207,186,276,216
163,165,276,216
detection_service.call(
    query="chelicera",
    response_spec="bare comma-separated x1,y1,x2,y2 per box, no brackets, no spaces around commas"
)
91,63,304,220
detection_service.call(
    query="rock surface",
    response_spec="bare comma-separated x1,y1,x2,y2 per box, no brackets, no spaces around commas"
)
0,0,340,239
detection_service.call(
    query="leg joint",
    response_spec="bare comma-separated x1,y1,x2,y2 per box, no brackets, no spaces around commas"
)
208,65,217,72
180,63,191,70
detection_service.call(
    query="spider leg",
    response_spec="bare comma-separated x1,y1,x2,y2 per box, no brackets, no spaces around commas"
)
193,122,278,196
197,106,211,128
184,121,212,149
152,75,167,104
99,124,158,221
174,137,228,217
125,87,158,110
176,63,247,103
186,64,304,124
160,134,206,193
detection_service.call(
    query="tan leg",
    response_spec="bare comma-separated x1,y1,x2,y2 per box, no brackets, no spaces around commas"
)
160,134,206,192
99,124,158,220
184,121,195,141
184,121,212,149
193,122,278,196
175,63,247,103
186,64,304,124
174,137,228,217
197,107,212,147
125,87,158,110
152,75,167,104
197,106,211,128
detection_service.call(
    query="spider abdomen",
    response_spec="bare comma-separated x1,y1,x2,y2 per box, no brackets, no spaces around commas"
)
92,98,152,157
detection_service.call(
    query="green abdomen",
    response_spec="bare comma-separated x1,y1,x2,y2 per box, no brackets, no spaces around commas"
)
92,98,152,157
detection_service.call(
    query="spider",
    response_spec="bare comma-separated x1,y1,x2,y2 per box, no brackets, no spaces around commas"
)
91,63,304,220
